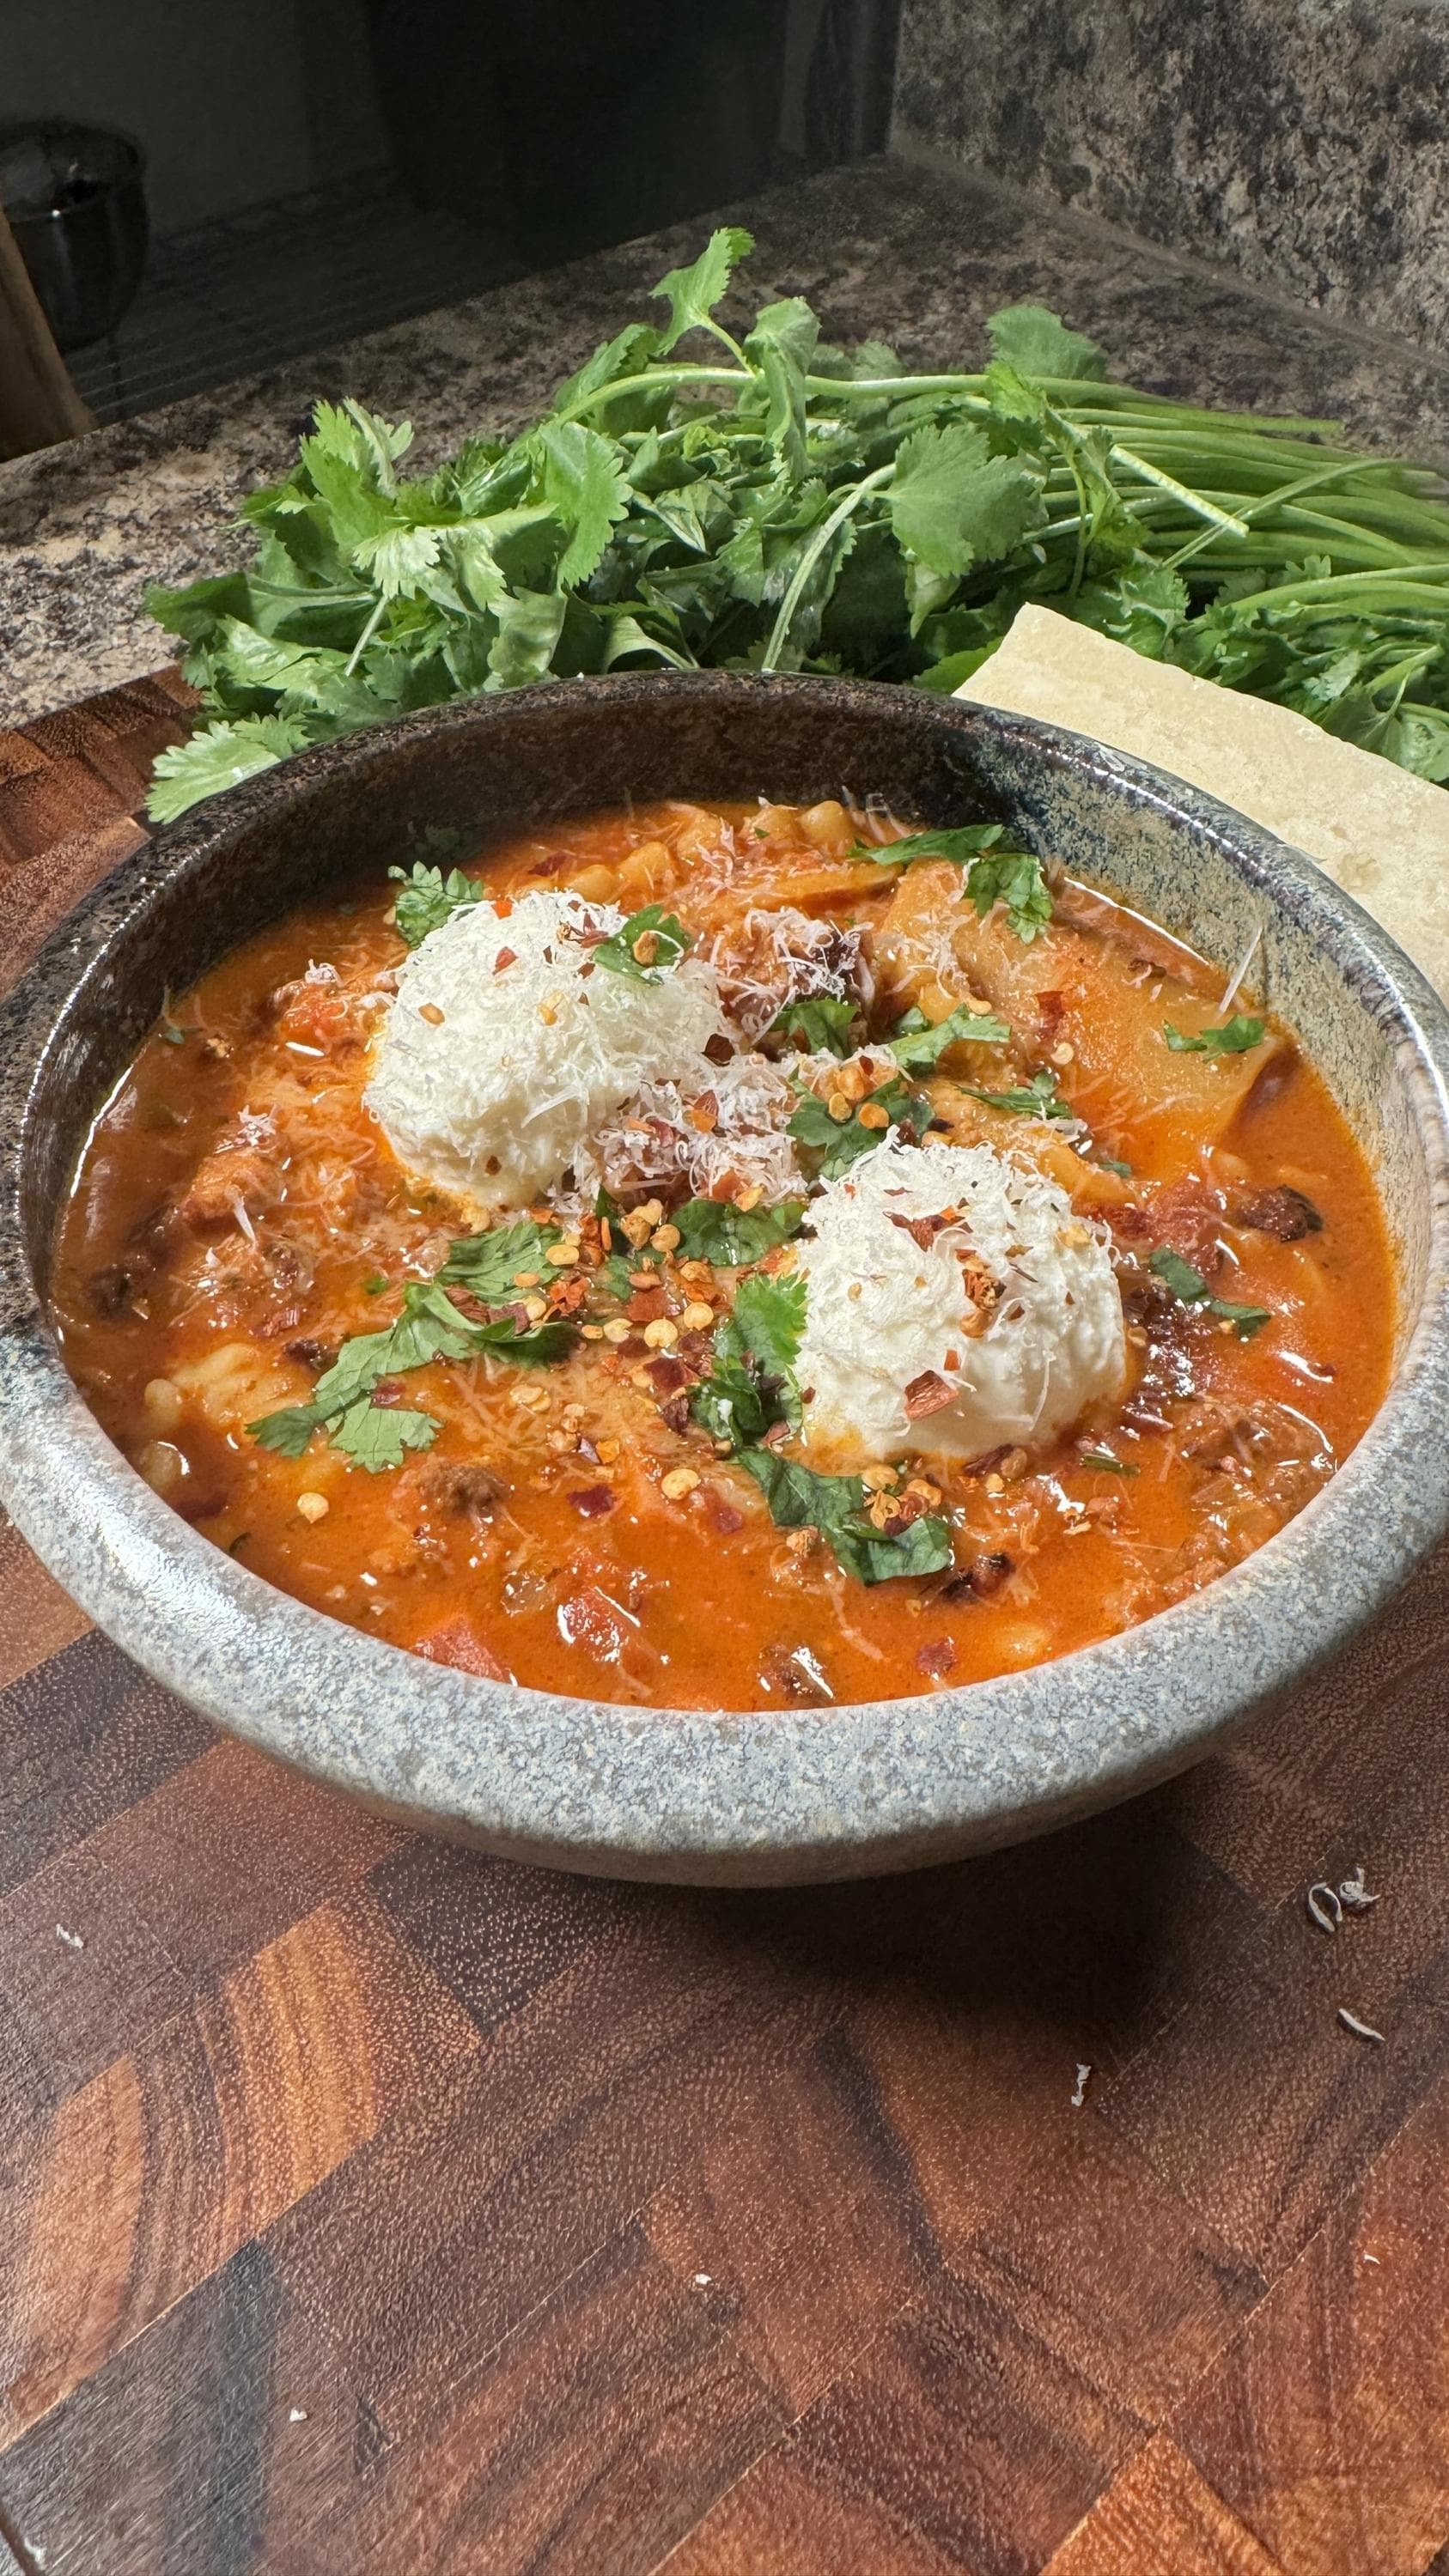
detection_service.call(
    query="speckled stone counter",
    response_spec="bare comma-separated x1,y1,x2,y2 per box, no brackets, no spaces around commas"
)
5,153,1449,731
895,0,1449,354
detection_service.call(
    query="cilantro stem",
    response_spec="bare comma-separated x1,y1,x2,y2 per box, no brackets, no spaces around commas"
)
759,465,895,672
1107,445,1250,537
553,362,751,424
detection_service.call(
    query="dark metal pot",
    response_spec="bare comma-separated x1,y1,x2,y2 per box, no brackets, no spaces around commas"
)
0,120,149,352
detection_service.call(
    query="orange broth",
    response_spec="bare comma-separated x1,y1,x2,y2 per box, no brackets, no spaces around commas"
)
52,796,1396,1711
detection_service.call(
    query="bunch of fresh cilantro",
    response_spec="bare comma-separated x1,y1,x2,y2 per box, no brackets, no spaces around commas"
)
145,226,1449,823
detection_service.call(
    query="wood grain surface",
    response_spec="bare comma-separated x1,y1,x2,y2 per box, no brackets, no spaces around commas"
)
3,677,1448,2576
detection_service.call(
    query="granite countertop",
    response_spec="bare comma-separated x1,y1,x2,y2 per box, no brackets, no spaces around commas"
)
6,150,1449,731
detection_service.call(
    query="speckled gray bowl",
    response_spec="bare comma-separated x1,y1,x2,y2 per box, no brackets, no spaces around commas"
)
3,674,1449,1884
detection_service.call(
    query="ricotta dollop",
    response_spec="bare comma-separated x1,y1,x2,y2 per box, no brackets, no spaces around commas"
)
365,890,732,1208
795,1133,1125,1466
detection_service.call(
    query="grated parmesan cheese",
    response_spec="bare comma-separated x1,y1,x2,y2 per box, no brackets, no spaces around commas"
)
708,907,868,1041
571,1054,804,1208
795,1133,1125,1467
364,890,732,1209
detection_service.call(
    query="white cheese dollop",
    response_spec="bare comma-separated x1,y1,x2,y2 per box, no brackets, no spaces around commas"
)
795,1133,1125,1466
365,890,732,1208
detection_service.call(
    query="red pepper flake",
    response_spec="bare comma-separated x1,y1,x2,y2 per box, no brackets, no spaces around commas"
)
916,1638,957,1680
703,1032,734,1065
493,947,517,975
492,896,514,918
702,1489,746,1535
688,1092,719,1135
370,1377,405,1408
527,850,569,876
569,1484,616,1517
889,1208,958,1253
646,1353,689,1395
627,1287,668,1323
904,1369,958,1420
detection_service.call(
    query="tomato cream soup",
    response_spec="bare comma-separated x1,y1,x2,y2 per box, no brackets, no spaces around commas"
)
52,796,1395,1711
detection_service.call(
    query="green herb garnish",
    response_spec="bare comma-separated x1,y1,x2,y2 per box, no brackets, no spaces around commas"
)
691,1272,807,1445
788,1076,932,1179
739,1452,953,1586
1148,1247,1271,1337
249,1278,574,1470
1163,1015,1267,1055
438,1217,563,1298
767,995,855,1057
888,1003,1013,1072
1080,1448,1141,1475
964,1068,1074,1121
594,903,691,981
852,826,1052,942
388,861,482,948
672,1195,807,1267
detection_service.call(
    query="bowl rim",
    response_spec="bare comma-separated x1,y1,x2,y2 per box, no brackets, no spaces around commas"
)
3,671,1449,1885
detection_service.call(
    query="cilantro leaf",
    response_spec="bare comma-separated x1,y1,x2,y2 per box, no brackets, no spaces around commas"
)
853,823,1007,868
146,717,304,823
723,1273,807,1383
692,1271,807,1443
966,847,1053,941
768,995,855,1057
738,1451,953,1586
888,422,1045,578
672,1196,807,1267
471,1316,579,1365
594,903,691,980
439,1218,563,1299
965,1069,1073,1121
388,860,482,947
1163,1015,1267,1054
888,1004,1012,1071
248,1403,325,1458
788,1076,933,1178
330,1401,441,1471
650,226,755,354
851,825,1051,940
537,421,630,586
1148,1249,1211,1303
1148,1247,1271,1338
985,303,1107,381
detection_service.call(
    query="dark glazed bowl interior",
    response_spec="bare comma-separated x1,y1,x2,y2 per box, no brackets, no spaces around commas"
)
3,673,1449,1885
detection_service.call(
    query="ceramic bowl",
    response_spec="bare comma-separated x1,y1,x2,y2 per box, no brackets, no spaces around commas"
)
3,673,1449,1884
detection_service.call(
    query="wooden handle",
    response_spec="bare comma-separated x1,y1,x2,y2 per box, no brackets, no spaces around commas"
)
0,201,96,459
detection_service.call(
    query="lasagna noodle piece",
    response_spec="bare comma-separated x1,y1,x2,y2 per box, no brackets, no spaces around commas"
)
874,861,1286,1178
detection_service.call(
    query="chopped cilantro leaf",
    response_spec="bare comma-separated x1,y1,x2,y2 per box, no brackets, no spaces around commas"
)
330,1401,441,1470
248,1403,324,1458
965,1068,1073,1121
738,1452,953,1585
248,1277,575,1473
965,847,1053,942
852,824,1006,869
692,1272,807,1443
673,1195,807,1266
387,861,482,948
1148,1247,1271,1337
768,995,855,1057
888,1002,1012,1072
1080,1447,1140,1475
439,1218,563,1300
594,903,692,981
1163,1014,1266,1054
362,1273,388,1295
1095,1155,1133,1178
850,826,1050,940
1148,1248,1210,1302
788,1075,932,1178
